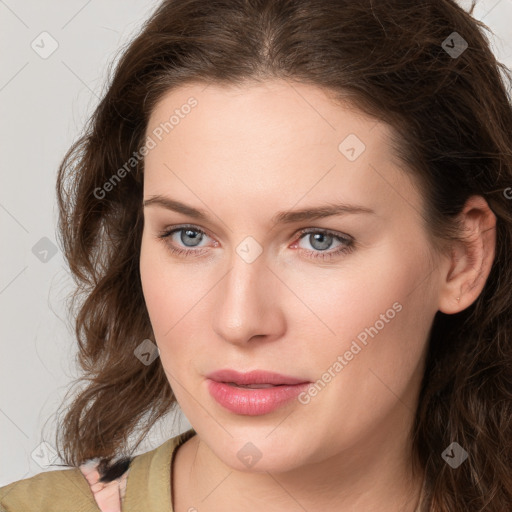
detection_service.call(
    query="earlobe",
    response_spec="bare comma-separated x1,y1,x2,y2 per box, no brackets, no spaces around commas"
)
438,196,496,315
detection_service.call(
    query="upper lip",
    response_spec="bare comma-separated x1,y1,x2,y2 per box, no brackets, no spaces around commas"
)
206,369,310,386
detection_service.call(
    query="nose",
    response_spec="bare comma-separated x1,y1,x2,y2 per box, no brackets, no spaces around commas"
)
211,250,285,346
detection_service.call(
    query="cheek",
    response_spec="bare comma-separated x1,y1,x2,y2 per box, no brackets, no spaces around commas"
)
304,240,435,380
139,234,210,366
293,250,434,447
140,235,180,337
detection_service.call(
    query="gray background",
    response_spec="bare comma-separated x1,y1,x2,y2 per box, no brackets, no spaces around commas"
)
1,0,511,486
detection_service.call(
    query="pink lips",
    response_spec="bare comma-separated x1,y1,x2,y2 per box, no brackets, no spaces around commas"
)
206,369,311,416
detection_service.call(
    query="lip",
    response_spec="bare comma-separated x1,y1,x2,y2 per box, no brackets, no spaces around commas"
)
206,369,311,415
207,369,308,386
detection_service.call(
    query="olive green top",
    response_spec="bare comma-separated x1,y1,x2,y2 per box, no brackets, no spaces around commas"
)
1,428,427,511
0,428,196,512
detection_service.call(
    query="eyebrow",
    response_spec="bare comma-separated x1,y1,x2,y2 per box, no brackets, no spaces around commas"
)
142,195,376,224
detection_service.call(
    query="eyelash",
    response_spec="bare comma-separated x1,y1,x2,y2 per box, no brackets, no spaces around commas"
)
156,224,355,261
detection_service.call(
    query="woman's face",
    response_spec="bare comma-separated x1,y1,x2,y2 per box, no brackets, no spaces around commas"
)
140,79,443,473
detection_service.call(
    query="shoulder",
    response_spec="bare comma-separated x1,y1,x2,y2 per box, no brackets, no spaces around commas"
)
0,429,196,512
0,466,98,512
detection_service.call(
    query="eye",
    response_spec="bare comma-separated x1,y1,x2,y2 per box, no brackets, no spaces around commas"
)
293,228,355,261
156,225,355,261
156,225,212,257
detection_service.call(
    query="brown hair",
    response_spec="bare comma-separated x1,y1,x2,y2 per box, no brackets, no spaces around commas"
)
53,0,512,509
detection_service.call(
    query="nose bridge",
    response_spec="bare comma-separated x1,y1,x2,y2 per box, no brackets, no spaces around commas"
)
212,244,280,344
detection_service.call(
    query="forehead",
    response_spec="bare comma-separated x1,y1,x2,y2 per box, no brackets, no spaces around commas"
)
146,79,389,157
143,80,423,222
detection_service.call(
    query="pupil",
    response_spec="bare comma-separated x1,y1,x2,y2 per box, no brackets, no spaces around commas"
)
183,229,201,246
311,233,332,250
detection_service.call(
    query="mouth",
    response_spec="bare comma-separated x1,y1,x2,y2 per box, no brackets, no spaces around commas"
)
205,369,312,415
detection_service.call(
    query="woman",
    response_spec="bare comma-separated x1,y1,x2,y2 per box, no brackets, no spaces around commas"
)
1,0,511,510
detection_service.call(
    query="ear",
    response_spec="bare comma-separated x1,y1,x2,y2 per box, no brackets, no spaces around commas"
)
438,195,496,314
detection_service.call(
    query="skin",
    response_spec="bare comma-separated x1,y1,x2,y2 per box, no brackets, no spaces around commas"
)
139,79,496,511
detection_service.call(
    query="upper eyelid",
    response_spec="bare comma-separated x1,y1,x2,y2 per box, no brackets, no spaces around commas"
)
298,227,352,240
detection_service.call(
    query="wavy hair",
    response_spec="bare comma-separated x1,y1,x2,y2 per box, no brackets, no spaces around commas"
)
53,0,512,509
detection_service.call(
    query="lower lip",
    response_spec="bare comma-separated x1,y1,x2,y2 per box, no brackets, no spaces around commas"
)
206,379,311,415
